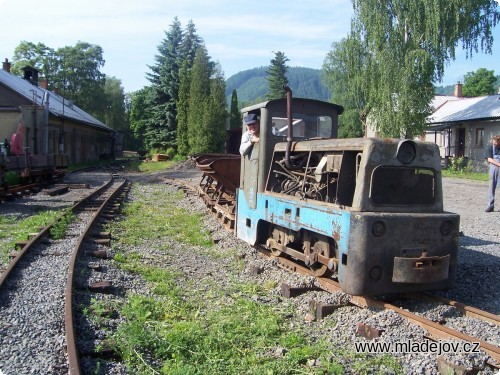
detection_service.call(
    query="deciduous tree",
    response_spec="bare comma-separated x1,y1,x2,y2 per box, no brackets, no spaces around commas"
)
462,68,497,96
129,87,155,150
323,29,369,138
12,41,107,120
323,0,499,138
103,76,127,131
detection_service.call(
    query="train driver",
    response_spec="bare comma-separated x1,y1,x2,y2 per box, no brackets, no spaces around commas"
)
239,113,260,156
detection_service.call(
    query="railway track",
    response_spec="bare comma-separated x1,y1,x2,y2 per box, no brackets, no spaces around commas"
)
165,175,500,371
283,256,500,364
0,170,129,374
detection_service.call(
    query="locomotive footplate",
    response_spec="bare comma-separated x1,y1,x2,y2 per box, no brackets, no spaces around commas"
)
392,252,450,284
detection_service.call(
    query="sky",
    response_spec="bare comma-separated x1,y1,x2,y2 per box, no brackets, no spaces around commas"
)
1,0,500,94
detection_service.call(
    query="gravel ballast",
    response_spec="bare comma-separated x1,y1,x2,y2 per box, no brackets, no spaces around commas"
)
0,167,498,374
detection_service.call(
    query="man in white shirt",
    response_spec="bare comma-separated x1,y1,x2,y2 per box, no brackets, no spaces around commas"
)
239,113,260,156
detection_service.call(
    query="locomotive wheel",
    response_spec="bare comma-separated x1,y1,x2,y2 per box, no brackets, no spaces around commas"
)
309,237,330,277
270,228,283,256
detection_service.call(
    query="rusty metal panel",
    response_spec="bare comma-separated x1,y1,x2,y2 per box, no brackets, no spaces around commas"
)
339,212,459,296
392,254,450,283
194,153,241,195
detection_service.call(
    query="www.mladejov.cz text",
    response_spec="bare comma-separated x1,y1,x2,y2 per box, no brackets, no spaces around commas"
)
355,339,481,356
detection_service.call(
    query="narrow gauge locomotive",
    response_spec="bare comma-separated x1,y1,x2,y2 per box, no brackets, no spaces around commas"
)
195,89,459,296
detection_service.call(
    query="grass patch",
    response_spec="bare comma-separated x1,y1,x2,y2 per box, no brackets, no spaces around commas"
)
50,208,76,239
110,184,212,247
0,209,61,260
125,160,176,174
111,282,346,375
442,169,488,181
106,180,402,374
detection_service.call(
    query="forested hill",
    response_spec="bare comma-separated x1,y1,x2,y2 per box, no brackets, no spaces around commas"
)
225,66,331,106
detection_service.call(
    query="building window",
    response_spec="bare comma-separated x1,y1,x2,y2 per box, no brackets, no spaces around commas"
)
475,128,484,148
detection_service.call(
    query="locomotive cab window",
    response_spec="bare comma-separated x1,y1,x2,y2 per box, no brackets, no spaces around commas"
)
370,167,435,205
271,114,333,139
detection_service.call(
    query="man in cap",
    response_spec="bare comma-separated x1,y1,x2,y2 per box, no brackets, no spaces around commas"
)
239,113,260,156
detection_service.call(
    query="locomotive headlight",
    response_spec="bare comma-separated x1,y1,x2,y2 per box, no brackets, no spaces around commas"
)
396,140,416,164
372,221,386,237
440,220,453,236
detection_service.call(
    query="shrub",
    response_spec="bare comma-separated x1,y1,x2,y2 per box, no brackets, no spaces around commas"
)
166,147,176,159
448,156,472,174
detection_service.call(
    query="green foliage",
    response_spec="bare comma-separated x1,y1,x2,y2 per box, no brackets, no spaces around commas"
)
111,279,347,374
146,17,184,149
11,40,124,126
125,160,174,173
187,46,212,154
137,18,204,153
129,87,155,150
0,209,60,260
11,41,56,80
206,64,228,152
446,156,473,175
442,169,488,181
166,147,176,159
462,68,497,96
323,0,500,138
111,184,212,247
338,109,365,138
104,76,127,131
229,89,241,129
323,32,372,137
50,208,76,240
5,171,21,185
184,46,226,155
225,66,331,107
176,61,191,156
98,178,403,375
266,51,289,100
54,42,107,118
434,84,455,95
226,67,269,106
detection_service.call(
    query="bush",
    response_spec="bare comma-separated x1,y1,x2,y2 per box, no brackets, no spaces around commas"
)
166,147,176,159
5,171,21,185
448,156,472,174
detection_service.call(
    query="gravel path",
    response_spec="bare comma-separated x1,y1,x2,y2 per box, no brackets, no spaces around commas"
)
0,167,498,374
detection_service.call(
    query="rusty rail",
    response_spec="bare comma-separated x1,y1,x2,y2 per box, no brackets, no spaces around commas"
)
65,178,129,374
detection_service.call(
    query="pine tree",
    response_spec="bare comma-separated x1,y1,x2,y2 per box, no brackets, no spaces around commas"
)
146,17,183,150
229,89,241,130
176,21,204,156
180,20,203,68
187,46,212,154
177,61,191,156
206,64,228,152
266,51,289,100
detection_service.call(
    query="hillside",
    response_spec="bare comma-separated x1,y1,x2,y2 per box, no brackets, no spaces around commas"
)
226,68,500,107
225,66,331,106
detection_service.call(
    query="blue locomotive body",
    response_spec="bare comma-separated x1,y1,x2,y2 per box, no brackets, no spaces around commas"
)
233,94,459,296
